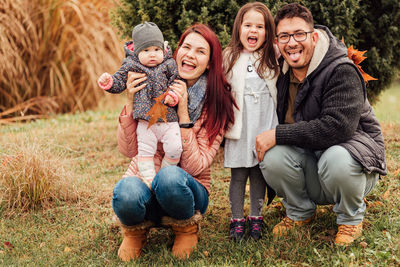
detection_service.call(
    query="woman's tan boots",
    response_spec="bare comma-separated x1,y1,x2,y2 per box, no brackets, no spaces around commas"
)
117,221,153,261
171,223,199,258
162,211,202,259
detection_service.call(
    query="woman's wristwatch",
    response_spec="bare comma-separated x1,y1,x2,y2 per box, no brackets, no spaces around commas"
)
179,122,194,128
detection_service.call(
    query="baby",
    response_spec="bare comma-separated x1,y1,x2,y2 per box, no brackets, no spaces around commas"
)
98,22,182,188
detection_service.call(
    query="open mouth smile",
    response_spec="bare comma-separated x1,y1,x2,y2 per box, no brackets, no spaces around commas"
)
287,48,303,62
182,60,196,70
247,36,258,46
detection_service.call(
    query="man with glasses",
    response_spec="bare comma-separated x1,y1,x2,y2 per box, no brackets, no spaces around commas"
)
256,3,386,246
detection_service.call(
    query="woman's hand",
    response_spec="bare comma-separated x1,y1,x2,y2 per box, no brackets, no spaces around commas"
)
127,72,147,101
168,79,190,123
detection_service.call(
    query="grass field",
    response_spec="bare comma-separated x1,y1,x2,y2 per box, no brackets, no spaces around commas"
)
0,84,399,266
373,82,400,124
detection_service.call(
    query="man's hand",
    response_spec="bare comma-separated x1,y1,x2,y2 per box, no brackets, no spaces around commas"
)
256,128,276,162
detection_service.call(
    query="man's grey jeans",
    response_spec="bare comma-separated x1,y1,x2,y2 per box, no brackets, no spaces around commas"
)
259,145,378,225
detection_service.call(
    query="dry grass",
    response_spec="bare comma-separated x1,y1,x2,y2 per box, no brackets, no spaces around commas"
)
0,139,79,215
0,0,124,123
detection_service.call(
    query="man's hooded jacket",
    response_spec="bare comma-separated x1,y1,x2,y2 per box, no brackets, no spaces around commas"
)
275,25,386,176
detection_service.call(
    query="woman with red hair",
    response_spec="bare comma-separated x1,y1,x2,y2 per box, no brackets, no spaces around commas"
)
112,24,236,261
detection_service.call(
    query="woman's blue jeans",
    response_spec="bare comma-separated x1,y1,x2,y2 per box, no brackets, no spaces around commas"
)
112,166,209,226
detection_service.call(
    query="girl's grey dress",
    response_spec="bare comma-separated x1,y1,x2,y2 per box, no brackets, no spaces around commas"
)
224,59,278,168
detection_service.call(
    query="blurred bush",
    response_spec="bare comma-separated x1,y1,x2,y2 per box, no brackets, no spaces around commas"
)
112,0,400,104
0,0,124,122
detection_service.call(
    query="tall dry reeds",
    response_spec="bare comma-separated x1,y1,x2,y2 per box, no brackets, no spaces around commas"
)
0,0,124,123
0,140,79,215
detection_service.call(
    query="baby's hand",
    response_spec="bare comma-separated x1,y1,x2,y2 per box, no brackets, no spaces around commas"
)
164,95,174,106
98,73,112,86
164,90,179,106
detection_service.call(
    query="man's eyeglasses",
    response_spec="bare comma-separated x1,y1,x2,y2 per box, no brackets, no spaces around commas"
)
276,31,314,44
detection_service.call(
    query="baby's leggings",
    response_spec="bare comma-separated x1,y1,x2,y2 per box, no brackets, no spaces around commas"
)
137,120,182,161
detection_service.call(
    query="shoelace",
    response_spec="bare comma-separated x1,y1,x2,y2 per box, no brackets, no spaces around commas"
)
234,224,244,234
280,217,294,226
250,222,261,232
338,225,358,236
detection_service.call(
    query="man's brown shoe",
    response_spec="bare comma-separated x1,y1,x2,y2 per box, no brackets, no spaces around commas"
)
334,222,363,246
272,215,314,238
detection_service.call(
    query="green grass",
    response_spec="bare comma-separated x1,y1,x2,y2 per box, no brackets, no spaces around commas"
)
0,86,400,266
373,82,400,123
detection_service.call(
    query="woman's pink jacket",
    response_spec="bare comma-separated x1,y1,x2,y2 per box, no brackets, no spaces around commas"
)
117,104,223,193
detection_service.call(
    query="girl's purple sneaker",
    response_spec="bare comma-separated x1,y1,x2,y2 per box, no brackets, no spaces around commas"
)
229,218,245,242
248,216,263,241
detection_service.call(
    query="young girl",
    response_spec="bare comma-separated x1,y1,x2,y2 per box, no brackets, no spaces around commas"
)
223,2,279,241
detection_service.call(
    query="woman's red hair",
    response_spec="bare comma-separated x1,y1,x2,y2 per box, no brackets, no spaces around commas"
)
175,24,237,144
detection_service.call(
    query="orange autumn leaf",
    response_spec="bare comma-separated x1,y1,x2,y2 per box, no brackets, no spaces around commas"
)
146,91,169,128
3,242,14,249
347,45,367,65
341,37,377,83
360,241,368,248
